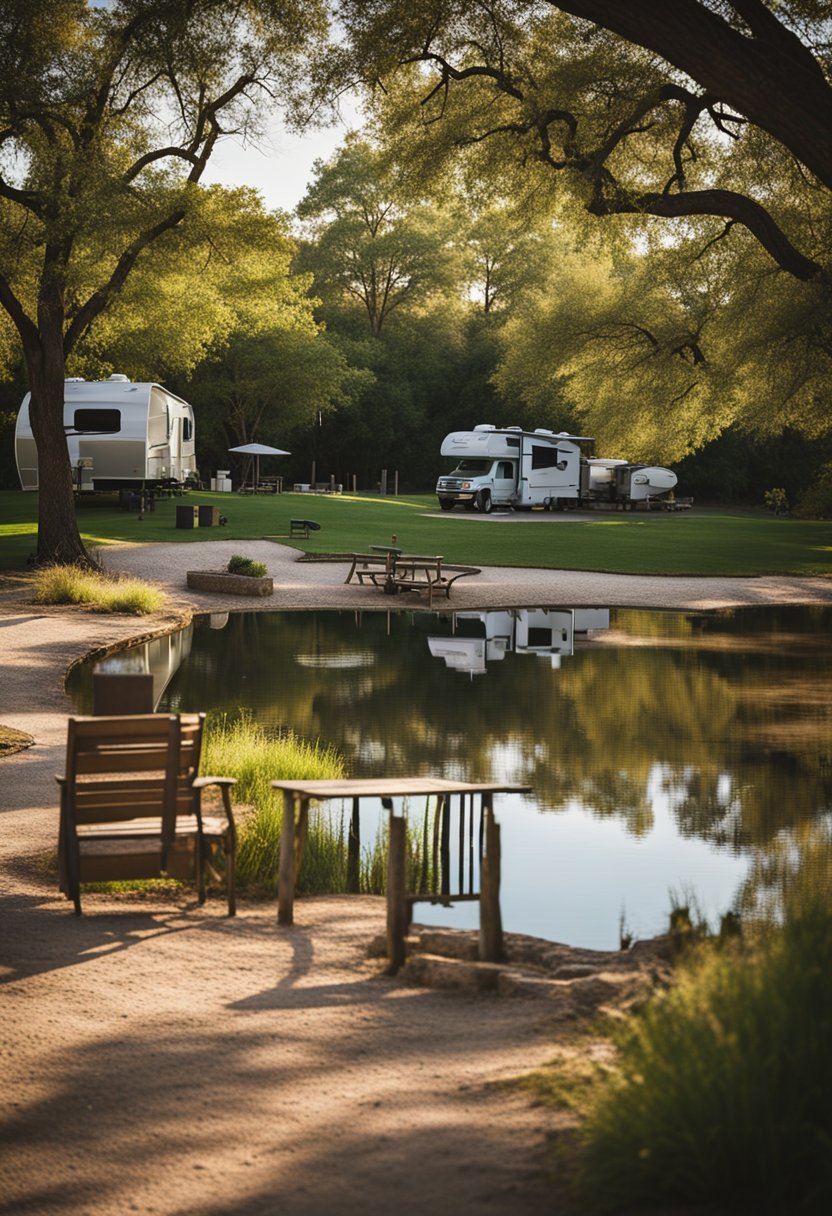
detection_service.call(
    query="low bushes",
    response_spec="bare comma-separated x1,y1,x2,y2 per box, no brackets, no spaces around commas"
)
574,903,832,1213
227,554,267,578
32,564,165,614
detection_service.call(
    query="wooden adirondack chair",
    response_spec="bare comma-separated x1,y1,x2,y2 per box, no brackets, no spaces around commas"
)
57,713,237,915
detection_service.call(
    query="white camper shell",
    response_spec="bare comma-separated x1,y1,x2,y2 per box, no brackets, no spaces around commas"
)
15,376,197,492
436,424,677,512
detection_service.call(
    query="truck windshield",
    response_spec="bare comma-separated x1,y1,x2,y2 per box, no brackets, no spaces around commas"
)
451,459,491,474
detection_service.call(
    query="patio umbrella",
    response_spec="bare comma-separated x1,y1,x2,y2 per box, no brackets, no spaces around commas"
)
228,442,290,488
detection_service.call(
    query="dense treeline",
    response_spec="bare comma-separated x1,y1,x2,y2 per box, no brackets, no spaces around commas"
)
1,2,831,546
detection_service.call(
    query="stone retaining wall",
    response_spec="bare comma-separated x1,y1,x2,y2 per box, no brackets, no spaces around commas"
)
186,570,273,597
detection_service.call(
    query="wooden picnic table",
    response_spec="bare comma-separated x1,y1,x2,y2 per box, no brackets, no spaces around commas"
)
270,776,531,970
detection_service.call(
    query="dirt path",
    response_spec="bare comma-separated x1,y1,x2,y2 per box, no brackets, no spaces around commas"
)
2,544,828,1215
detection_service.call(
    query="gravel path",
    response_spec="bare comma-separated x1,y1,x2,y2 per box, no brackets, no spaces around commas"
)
1,539,827,1216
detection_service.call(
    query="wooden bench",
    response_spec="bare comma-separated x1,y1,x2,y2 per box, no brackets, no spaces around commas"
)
344,552,395,586
290,519,321,538
393,559,480,608
57,713,237,916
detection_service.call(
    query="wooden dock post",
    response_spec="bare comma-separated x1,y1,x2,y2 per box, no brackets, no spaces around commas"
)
278,790,297,925
347,796,361,893
479,796,503,962
386,811,407,973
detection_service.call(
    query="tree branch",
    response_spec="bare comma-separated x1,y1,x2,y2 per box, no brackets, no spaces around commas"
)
587,186,823,281
63,208,187,355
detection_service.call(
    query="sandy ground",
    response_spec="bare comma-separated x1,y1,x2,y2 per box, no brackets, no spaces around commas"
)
2,539,830,1216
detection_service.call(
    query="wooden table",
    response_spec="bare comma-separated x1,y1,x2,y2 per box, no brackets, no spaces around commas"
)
270,776,531,970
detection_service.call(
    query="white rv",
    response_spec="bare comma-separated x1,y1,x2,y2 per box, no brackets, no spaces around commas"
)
436,425,677,512
15,375,198,492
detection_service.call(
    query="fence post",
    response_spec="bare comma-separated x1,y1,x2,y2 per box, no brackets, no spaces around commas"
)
479,795,503,962
380,468,388,496
386,811,407,973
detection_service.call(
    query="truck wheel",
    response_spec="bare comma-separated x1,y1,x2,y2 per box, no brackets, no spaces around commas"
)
476,491,492,514
439,499,455,511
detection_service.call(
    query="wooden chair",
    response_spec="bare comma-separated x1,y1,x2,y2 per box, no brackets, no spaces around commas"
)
57,713,237,916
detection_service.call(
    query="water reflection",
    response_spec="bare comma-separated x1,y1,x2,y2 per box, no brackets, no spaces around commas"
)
67,604,832,946
428,608,610,673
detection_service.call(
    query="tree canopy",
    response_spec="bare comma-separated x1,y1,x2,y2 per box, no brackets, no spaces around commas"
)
0,0,327,562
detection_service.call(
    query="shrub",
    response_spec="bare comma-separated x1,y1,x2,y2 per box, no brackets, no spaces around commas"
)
793,463,832,519
574,904,832,1213
227,554,267,578
763,486,789,515
32,565,165,614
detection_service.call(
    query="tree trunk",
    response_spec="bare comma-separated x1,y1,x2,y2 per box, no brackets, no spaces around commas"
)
24,306,90,566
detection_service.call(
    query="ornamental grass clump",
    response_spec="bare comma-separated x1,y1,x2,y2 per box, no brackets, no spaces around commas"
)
574,902,832,1214
227,554,267,578
202,713,345,892
32,564,165,614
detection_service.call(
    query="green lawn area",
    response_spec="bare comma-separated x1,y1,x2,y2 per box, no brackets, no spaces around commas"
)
1,489,831,577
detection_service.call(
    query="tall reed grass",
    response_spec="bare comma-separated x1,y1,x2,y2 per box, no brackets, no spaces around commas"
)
32,564,165,614
575,901,832,1213
202,713,346,892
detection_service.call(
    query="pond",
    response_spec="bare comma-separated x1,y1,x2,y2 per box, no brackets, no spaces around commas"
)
67,604,832,949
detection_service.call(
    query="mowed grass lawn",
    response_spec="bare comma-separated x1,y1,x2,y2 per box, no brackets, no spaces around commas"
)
0,489,831,576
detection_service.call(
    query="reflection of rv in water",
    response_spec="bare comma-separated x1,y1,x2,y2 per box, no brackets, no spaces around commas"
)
95,626,193,708
428,608,610,674
15,375,197,492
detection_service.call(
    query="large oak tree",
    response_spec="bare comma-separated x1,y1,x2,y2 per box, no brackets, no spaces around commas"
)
0,0,326,563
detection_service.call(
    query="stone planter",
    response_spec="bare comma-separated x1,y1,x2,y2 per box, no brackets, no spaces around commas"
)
186,570,273,597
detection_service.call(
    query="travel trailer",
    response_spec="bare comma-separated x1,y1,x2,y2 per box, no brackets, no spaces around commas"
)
15,375,198,492
436,425,677,512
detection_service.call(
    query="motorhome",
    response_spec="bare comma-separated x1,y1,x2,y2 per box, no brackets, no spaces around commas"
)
436,425,677,512
15,375,198,492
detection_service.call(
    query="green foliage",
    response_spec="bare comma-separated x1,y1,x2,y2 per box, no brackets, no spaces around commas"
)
575,905,832,1213
201,713,345,891
227,554,268,578
31,565,165,614
794,463,832,520
764,487,789,515
297,136,462,336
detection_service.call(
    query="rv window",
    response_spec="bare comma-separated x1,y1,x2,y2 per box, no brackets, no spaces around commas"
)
527,628,553,647
183,417,193,441
496,462,514,479
452,459,491,474
531,445,560,469
506,436,520,448
73,408,121,433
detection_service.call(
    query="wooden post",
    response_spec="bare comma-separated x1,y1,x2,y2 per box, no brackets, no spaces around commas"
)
394,470,399,496
386,811,407,974
294,798,309,885
479,796,503,962
278,791,297,925
347,796,361,893
380,468,388,495
352,473,357,493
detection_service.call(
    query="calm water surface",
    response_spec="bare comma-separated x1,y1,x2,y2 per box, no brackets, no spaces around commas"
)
68,605,832,948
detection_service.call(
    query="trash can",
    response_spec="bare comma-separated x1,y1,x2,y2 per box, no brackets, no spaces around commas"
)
176,505,199,529
198,505,221,528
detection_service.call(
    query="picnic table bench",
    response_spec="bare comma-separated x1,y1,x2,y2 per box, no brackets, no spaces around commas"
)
290,519,321,538
345,552,480,606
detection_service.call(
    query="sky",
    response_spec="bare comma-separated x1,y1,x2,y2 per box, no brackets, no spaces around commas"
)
201,105,361,215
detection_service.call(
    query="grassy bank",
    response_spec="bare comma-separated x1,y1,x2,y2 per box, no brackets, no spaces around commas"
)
572,903,832,1213
1,489,831,576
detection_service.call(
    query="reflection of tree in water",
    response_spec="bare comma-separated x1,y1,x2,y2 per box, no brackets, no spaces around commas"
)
151,606,832,852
